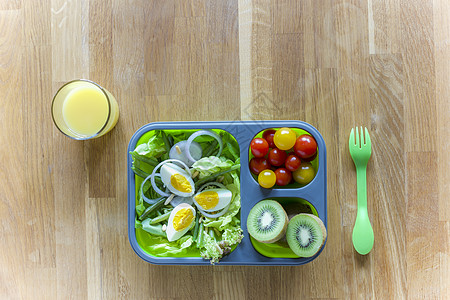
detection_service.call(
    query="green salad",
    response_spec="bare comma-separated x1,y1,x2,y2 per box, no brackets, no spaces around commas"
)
131,129,243,264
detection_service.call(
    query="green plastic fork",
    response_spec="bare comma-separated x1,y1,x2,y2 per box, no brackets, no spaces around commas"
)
349,127,374,255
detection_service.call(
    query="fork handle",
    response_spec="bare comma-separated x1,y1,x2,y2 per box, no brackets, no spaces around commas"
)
356,168,368,211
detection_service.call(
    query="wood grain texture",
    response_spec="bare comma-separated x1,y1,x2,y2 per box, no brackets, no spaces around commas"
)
407,152,441,299
0,0,448,299
434,0,450,225
434,1,450,294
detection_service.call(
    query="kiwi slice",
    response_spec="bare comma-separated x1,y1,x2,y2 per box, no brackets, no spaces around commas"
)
247,200,288,243
284,202,314,220
286,214,327,257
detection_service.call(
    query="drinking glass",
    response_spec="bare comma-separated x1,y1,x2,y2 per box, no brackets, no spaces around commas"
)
51,79,119,140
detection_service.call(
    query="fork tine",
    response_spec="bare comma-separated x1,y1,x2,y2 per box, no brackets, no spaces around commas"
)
349,128,355,147
360,126,364,145
364,127,371,147
355,127,360,148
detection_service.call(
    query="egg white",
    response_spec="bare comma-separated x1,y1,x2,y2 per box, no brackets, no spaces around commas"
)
166,203,196,242
160,163,195,197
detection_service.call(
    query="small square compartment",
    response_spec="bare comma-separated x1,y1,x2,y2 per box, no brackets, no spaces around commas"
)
248,127,320,189
248,197,323,258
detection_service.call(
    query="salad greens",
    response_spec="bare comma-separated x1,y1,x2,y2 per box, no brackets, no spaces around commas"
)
131,129,243,264
191,156,236,179
133,135,166,159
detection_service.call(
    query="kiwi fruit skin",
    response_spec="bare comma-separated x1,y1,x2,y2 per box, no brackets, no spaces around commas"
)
283,202,313,220
286,213,327,257
247,200,288,244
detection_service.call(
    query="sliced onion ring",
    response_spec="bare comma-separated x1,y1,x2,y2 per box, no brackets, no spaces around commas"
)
150,173,169,197
140,174,162,204
170,196,194,207
169,141,202,167
198,182,227,193
150,159,192,197
185,130,223,163
198,203,230,219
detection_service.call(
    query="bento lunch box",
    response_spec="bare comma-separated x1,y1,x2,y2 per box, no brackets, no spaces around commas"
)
127,120,327,265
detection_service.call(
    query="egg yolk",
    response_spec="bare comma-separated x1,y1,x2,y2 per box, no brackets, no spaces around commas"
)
194,191,219,210
170,174,192,193
172,208,194,231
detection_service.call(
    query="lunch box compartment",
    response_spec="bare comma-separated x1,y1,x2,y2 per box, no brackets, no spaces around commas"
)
248,197,320,259
248,127,320,189
132,128,240,259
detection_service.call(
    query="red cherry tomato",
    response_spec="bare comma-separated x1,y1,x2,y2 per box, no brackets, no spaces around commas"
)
294,134,317,159
268,148,287,167
249,157,269,175
285,154,302,172
274,168,292,186
250,138,269,158
302,151,317,162
262,129,276,148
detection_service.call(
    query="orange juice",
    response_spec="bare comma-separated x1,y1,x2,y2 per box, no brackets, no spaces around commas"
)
63,86,109,136
52,80,119,139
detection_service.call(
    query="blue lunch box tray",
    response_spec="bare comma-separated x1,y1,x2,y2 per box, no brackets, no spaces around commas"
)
127,120,327,265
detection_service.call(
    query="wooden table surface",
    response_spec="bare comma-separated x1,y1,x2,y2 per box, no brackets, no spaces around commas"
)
1,0,449,299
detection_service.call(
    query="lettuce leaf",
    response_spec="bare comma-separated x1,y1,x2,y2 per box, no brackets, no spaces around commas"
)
146,235,194,256
135,218,194,256
222,223,244,245
191,156,235,179
132,134,166,159
199,221,244,264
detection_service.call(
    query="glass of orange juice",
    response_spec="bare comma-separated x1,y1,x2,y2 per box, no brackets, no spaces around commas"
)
52,79,119,140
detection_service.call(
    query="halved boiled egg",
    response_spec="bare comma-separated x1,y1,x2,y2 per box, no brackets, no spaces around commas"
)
160,163,195,197
193,188,232,212
166,203,196,242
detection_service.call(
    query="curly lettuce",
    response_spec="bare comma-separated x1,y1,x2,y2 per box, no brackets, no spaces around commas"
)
199,171,243,263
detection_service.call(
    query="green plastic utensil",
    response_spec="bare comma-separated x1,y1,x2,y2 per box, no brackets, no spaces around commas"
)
349,127,374,255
